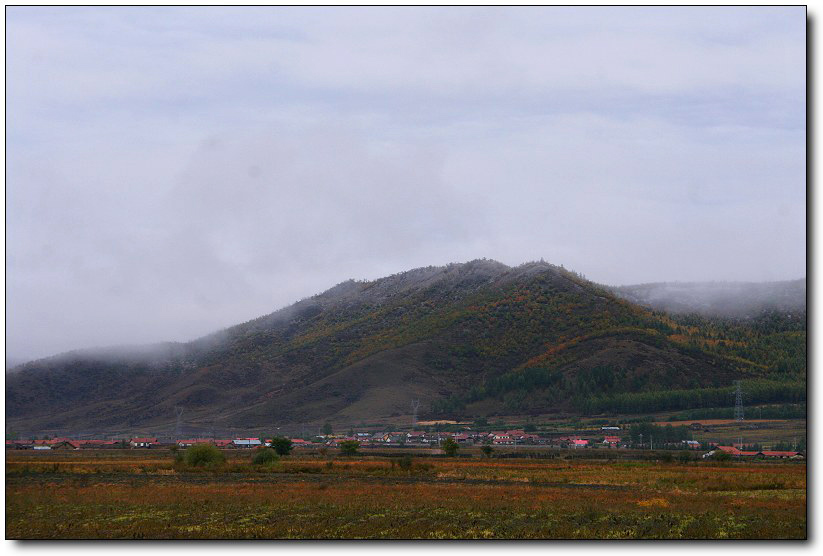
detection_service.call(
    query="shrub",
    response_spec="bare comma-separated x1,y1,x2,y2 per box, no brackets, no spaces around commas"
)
269,437,293,456
481,445,494,458
339,440,359,455
183,444,225,468
252,447,280,466
398,455,413,470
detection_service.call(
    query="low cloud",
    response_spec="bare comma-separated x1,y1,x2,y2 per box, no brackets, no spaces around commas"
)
5,6,806,361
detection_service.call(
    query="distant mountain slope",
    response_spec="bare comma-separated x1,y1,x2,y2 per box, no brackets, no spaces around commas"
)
612,279,806,318
5,260,806,433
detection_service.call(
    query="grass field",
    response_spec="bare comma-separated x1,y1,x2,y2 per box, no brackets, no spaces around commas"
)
6,449,806,539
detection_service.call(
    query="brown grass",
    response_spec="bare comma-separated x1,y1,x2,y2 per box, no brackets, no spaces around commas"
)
6,450,806,539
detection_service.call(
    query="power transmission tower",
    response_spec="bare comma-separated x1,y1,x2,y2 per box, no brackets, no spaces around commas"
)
174,406,184,438
734,381,744,422
411,400,420,428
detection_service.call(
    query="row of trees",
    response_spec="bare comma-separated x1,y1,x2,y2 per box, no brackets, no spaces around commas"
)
667,403,806,422
577,379,805,415
627,423,692,444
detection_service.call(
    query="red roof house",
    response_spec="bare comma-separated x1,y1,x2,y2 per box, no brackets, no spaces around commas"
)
760,450,800,458
129,437,157,448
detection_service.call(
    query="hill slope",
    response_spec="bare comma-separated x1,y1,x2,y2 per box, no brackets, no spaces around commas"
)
5,260,805,433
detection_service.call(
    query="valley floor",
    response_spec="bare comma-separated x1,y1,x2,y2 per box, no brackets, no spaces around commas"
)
5,449,806,539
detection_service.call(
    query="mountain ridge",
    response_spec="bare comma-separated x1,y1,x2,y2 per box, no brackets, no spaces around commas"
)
6,259,806,433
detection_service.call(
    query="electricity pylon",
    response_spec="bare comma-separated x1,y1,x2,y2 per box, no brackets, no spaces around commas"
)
734,381,744,422
174,406,184,437
411,400,420,428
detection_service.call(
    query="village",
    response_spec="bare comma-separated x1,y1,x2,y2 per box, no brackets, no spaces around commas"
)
5,426,804,459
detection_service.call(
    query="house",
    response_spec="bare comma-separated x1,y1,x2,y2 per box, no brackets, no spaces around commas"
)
406,432,426,444
326,437,358,447
601,426,621,431
383,433,406,444
289,438,312,448
492,434,514,445
453,433,472,444
213,439,234,448
602,436,620,447
129,437,158,448
51,440,81,450
682,440,701,450
6,440,33,450
232,438,262,449
177,438,214,448
759,450,800,459
715,446,759,457
572,439,590,449
75,440,120,449
518,433,540,444
423,433,443,444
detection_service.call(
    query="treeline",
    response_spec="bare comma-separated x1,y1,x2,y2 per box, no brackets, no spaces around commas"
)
627,423,692,443
576,379,805,415
666,403,806,422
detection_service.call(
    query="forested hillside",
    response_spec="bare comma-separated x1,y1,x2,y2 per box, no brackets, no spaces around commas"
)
6,260,806,432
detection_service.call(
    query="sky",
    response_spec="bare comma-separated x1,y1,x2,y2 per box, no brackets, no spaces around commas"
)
5,6,807,362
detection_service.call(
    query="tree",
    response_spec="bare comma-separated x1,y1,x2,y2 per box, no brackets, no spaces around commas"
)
183,443,225,468
442,437,459,457
339,440,359,455
323,422,333,436
524,423,537,433
481,445,494,458
269,436,293,456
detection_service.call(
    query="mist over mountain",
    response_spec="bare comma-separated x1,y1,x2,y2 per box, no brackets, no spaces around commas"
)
5,260,806,435
612,279,806,319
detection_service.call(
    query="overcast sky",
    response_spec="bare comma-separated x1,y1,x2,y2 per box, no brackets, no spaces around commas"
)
6,6,806,362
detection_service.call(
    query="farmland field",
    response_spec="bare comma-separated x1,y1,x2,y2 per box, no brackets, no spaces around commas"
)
6,449,806,539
